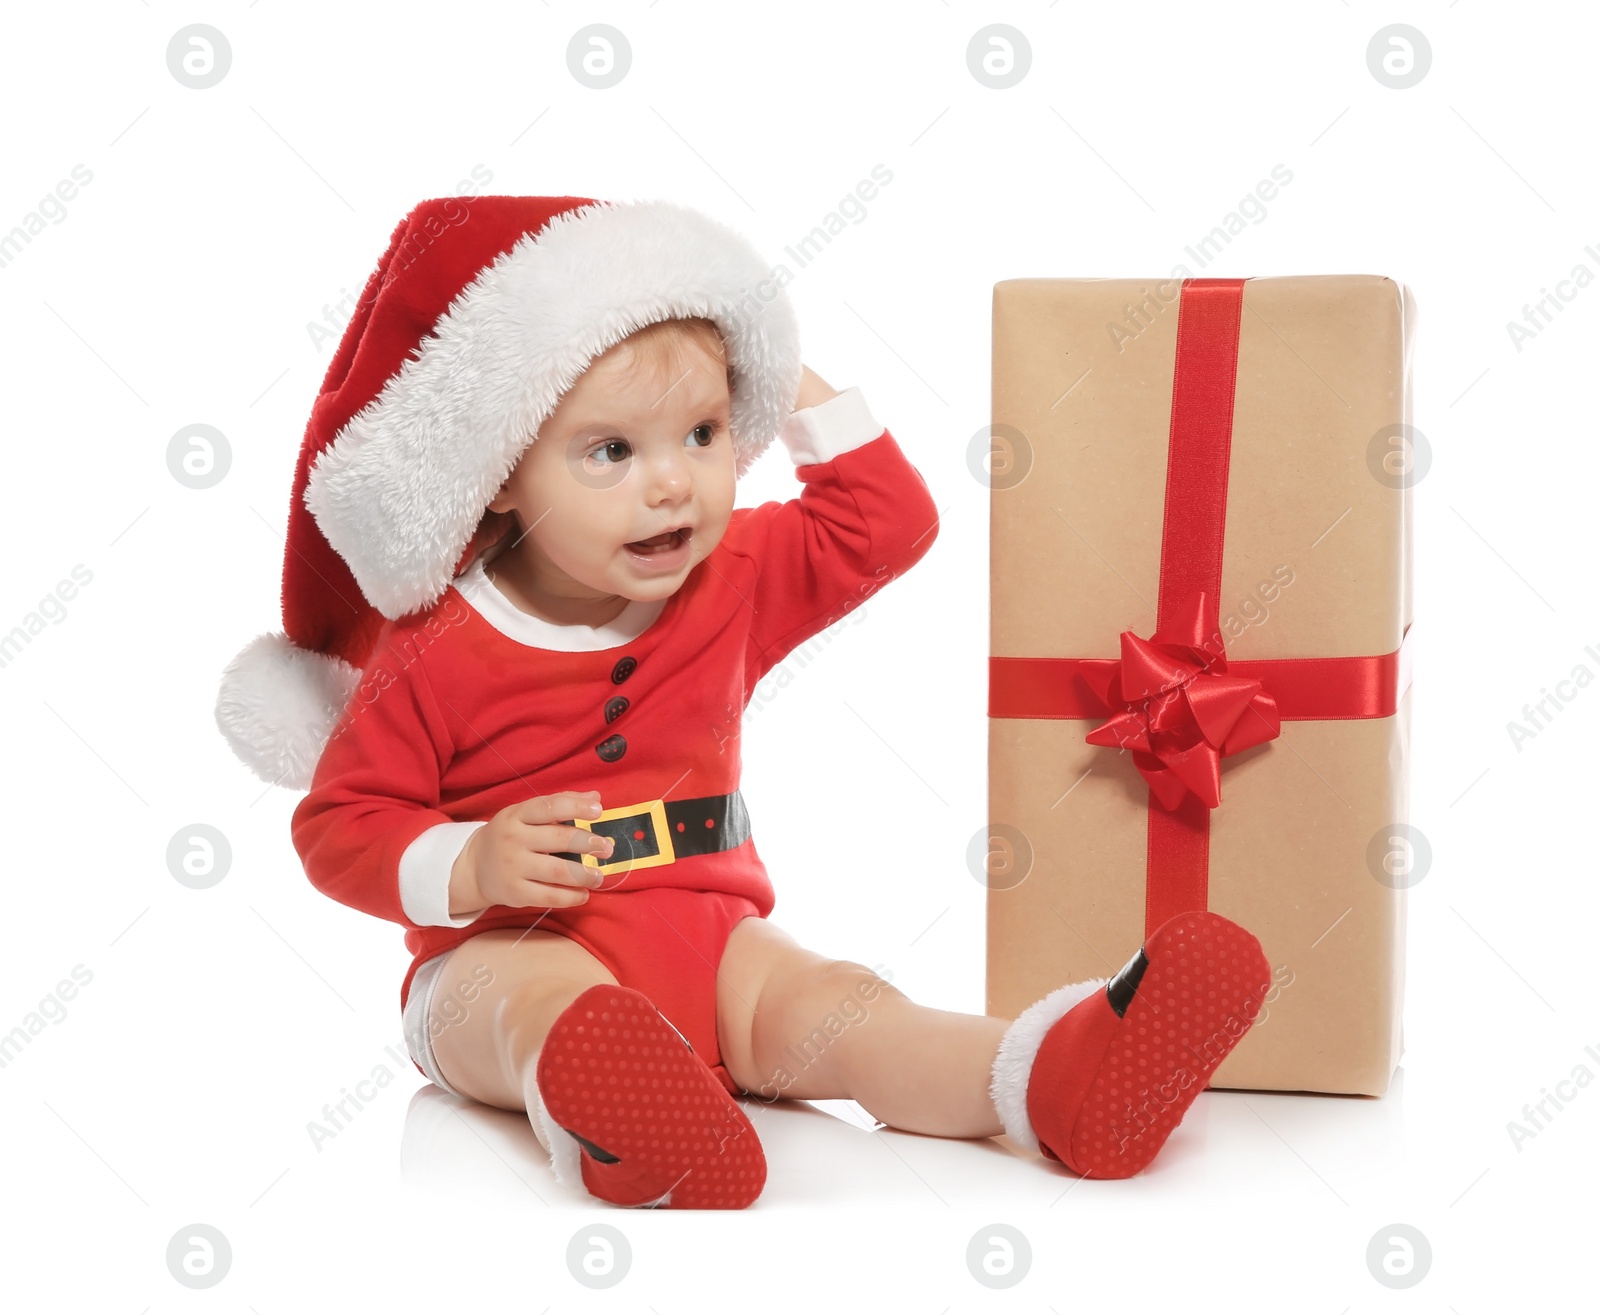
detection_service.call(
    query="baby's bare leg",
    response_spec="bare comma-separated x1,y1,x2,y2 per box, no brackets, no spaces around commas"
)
717,919,1009,1139
426,927,619,1144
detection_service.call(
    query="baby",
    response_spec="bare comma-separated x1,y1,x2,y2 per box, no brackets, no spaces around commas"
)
216,196,1271,1209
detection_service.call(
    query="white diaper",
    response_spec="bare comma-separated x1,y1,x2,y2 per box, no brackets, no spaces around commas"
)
400,949,467,1098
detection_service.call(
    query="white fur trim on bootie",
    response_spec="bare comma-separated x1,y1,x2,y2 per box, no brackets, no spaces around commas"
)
529,1080,584,1193
988,976,1111,1156
530,1075,674,1208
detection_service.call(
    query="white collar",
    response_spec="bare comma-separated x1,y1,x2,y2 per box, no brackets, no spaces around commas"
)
453,556,668,652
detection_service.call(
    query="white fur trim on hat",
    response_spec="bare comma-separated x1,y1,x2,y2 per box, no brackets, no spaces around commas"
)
213,632,361,791
988,976,1110,1156
304,199,802,621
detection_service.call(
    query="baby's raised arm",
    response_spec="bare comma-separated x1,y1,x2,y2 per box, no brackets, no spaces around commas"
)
733,374,940,686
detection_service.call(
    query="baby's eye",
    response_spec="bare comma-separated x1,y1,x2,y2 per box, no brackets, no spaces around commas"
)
587,439,632,466
687,421,721,448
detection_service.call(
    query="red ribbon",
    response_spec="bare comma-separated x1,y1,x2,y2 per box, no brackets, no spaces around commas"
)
988,278,1413,939
1080,590,1282,811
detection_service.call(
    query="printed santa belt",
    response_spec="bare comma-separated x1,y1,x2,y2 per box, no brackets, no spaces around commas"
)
554,791,751,875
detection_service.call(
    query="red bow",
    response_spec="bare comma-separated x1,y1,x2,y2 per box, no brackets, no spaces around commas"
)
1081,592,1281,810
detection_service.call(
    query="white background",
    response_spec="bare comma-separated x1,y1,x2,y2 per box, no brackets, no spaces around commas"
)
1,1,1592,1308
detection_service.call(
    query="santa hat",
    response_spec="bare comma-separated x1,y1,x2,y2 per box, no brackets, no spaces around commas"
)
215,195,802,790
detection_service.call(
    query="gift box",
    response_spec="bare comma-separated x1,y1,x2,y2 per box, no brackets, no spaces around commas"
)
986,275,1415,1096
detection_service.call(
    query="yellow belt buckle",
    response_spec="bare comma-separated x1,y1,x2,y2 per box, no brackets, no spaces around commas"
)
574,798,675,874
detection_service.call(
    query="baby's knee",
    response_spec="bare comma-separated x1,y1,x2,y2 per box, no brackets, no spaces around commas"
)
772,960,904,1060
814,959,904,1016
495,975,606,1055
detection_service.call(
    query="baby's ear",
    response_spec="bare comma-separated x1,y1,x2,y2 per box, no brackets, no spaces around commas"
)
473,507,516,547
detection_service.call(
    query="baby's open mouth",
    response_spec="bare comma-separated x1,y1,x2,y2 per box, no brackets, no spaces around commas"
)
625,527,691,554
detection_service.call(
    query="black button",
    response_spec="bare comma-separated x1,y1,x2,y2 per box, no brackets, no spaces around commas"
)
604,695,629,724
595,734,626,762
610,656,636,684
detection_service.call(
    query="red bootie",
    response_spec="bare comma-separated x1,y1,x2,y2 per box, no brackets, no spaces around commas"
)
530,984,766,1209
989,909,1272,1179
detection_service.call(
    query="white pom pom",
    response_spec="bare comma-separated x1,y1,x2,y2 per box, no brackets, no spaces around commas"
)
214,632,361,790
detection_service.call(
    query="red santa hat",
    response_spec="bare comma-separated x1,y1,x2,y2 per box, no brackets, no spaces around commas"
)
215,195,802,790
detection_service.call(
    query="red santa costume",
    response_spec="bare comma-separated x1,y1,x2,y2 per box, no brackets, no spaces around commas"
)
294,387,933,1096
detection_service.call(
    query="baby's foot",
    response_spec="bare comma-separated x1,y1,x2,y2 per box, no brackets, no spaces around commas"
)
990,909,1271,1179
532,984,766,1209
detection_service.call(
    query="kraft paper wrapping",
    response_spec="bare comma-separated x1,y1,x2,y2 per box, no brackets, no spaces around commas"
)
987,276,1415,1096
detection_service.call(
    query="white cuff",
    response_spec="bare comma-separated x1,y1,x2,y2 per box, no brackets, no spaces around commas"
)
989,976,1110,1156
399,821,490,927
776,385,884,467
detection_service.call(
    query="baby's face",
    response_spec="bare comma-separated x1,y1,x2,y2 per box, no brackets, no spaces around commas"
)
488,332,737,605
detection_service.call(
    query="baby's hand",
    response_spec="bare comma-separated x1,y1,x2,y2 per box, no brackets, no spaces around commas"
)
448,791,614,917
792,363,840,412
